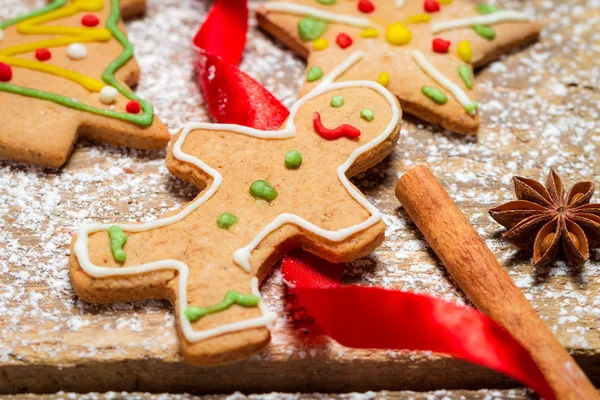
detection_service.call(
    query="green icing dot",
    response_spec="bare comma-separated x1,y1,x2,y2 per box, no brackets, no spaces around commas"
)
465,101,479,114
472,25,496,40
250,180,278,202
307,66,324,82
217,213,238,229
330,96,345,108
298,17,328,41
108,226,127,263
285,150,303,169
458,65,474,90
475,3,500,14
360,109,374,121
421,86,448,105
316,0,336,4
185,291,261,323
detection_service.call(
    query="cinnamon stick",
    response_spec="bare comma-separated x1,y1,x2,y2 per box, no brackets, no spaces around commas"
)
395,165,597,400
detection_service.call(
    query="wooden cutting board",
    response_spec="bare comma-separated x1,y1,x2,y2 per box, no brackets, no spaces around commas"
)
1,0,599,395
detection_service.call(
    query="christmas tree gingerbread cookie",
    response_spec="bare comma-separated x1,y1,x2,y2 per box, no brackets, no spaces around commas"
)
69,52,402,366
0,0,169,167
256,0,541,135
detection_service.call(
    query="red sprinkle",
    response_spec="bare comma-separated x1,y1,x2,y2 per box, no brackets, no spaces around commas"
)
424,0,441,12
35,48,52,61
0,63,12,82
81,14,100,27
336,33,353,49
313,112,361,140
357,0,375,13
432,38,451,53
126,100,141,114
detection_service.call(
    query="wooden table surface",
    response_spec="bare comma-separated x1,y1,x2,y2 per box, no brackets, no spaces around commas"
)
1,0,599,396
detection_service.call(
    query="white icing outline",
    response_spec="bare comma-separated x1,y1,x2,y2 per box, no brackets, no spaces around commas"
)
432,10,531,33
262,2,371,27
412,50,477,115
74,51,401,343
395,0,405,8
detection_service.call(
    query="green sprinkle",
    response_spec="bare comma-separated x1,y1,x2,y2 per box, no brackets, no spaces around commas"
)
298,17,328,41
360,109,374,121
185,290,261,323
330,96,345,108
307,66,324,82
421,86,448,105
472,25,496,40
250,180,278,202
108,226,127,263
465,101,479,114
285,150,303,169
458,65,474,90
316,0,336,4
475,3,500,14
217,213,238,229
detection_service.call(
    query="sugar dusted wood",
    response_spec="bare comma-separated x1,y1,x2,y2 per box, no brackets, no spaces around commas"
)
395,165,598,400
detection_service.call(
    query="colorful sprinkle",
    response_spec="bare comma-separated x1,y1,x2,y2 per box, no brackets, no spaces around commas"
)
472,24,496,40
66,43,87,60
360,109,374,121
35,48,51,61
81,14,100,27
458,65,473,89
377,72,390,87
99,86,118,105
385,23,412,46
360,28,379,38
250,180,278,202
432,38,451,53
424,0,441,13
475,3,500,14
313,38,329,51
284,150,303,169
457,40,472,63
421,86,448,104
126,100,141,114
330,95,345,108
0,63,12,82
298,17,328,41
407,13,432,23
217,213,238,229
307,66,324,82
185,291,260,323
336,33,353,49
358,0,375,13
465,101,479,113
108,226,127,263
313,111,361,140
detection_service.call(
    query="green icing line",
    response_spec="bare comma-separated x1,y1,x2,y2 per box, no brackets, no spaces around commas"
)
458,65,473,89
421,86,448,105
0,0,66,29
0,0,154,126
472,24,496,40
108,226,127,263
316,0,336,4
185,291,261,322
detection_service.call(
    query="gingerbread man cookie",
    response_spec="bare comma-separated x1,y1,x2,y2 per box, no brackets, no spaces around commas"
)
0,0,169,167
256,0,541,135
69,52,401,366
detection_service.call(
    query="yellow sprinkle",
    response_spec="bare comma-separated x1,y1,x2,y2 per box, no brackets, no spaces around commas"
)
407,13,431,24
439,0,453,3
377,72,390,87
457,40,472,63
360,28,380,38
385,23,412,46
313,38,329,51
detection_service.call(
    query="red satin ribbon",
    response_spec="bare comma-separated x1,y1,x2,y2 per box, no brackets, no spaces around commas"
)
193,2,556,398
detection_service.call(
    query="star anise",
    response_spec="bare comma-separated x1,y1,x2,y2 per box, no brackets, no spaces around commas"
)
489,170,600,267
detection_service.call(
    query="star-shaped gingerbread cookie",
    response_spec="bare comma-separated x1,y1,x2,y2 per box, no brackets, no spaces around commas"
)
0,0,169,167
69,54,401,365
257,0,541,135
